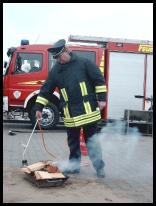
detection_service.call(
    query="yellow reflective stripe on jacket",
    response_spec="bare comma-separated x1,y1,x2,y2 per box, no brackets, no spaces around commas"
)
36,96,48,105
80,82,88,96
64,110,101,127
60,88,70,118
79,81,92,114
64,110,100,123
95,85,107,93
63,105,70,118
84,101,92,114
60,88,68,102
64,115,101,127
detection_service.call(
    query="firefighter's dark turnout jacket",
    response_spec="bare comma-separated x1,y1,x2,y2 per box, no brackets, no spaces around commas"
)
35,53,107,127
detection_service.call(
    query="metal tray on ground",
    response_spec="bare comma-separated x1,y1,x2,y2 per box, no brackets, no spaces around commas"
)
24,173,69,188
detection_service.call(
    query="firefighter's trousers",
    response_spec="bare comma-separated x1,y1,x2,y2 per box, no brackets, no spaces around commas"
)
66,123,105,171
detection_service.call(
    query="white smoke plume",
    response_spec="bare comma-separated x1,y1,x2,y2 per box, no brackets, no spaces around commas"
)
55,121,152,181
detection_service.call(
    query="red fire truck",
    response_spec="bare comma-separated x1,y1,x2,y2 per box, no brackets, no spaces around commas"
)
3,35,153,129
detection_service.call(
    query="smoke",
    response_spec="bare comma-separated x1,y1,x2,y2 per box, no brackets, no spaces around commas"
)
98,121,141,157
56,159,81,172
56,121,152,180
97,121,142,170
90,121,153,181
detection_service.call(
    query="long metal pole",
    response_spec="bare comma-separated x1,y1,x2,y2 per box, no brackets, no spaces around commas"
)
22,119,38,160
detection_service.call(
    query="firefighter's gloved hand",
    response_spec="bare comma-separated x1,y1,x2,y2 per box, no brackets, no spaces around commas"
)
97,101,106,111
36,111,42,124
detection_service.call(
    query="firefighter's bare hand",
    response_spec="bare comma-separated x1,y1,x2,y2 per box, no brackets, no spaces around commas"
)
36,111,42,123
97,101,106,111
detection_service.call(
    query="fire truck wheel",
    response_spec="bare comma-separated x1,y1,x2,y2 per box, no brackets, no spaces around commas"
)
29,102,59,130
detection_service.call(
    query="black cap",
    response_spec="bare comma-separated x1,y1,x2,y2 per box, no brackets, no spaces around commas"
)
48,39,66,58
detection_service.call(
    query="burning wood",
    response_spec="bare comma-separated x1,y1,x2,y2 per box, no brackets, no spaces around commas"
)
21,161,48,173
21,161,65,180
34,171,65,180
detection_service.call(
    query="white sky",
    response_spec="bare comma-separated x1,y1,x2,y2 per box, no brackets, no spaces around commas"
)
3,3,153,60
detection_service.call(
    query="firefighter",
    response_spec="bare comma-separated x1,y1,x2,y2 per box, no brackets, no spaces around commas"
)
35,39,107,178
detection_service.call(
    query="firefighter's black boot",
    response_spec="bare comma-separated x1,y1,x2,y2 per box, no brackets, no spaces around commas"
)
63,168,80,175
96,167,105,178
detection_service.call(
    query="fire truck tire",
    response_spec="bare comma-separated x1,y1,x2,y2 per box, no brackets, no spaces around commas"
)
29,102,59,130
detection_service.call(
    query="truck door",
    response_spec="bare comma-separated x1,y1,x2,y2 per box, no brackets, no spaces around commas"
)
6,51,47,107
107,52,145,120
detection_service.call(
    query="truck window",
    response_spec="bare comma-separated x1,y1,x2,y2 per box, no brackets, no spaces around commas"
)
3,58,11,76
48,50,96,72
72,50,96,63
48,52,56,72
13,53,42,74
